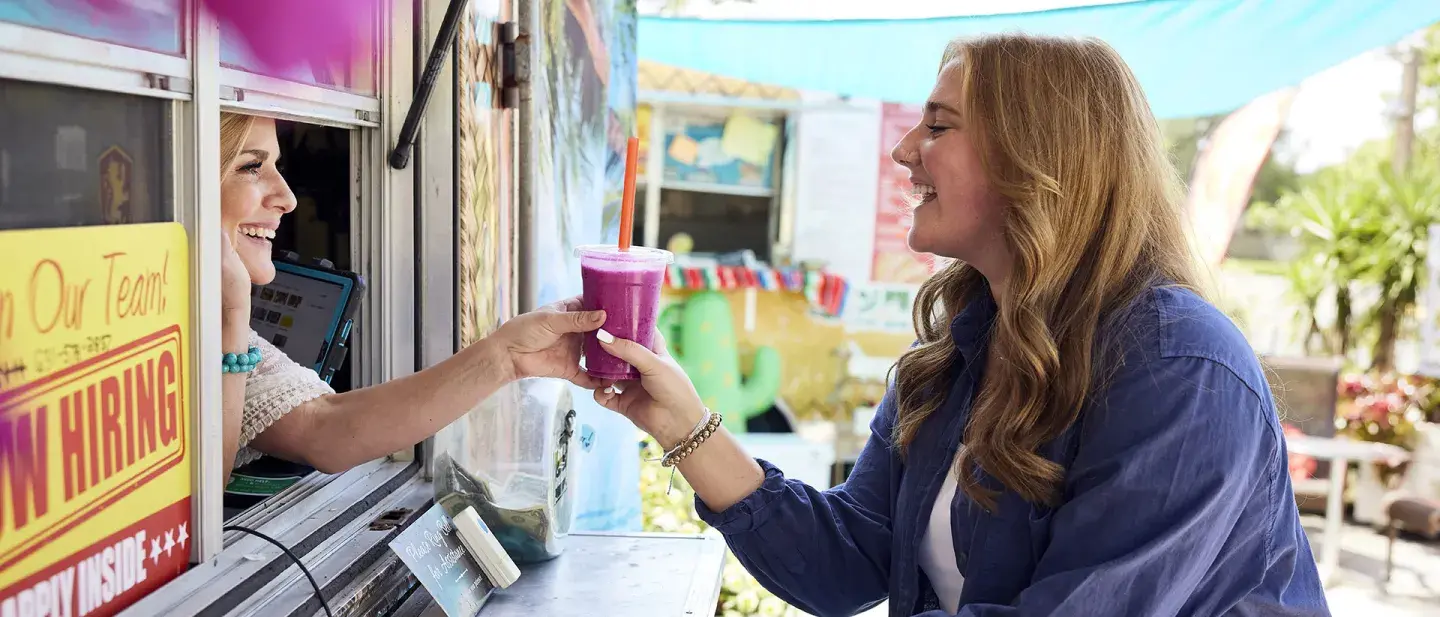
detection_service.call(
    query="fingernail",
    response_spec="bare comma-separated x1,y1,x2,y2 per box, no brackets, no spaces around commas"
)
611,384,625,395
596,328,614,344
604,385,615,395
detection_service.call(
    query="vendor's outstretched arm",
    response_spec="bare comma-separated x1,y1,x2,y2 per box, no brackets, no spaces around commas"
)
248,302,604,473
255,336,513,473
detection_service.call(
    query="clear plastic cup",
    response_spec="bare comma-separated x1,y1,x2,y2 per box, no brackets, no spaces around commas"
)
575,245,673,380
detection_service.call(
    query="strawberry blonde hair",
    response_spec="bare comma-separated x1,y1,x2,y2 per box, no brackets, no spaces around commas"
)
893,35,1202,509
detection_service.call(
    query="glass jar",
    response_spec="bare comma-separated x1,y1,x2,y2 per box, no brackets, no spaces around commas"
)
433,378,580,563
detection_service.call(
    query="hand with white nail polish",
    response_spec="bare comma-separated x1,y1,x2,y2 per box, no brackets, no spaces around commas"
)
592,327,707,450
595,326,765,513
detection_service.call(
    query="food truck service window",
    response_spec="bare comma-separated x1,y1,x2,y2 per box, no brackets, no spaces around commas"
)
2,1,425,615
0,4,194,615
203,0,418,571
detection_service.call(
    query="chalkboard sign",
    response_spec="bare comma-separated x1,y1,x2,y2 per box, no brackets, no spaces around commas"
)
389,504,494,617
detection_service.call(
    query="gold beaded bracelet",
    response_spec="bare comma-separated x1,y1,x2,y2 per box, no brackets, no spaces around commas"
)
660,408,712,461
662,410,723,468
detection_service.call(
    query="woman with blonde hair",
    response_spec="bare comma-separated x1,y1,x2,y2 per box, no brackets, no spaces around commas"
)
590,35,1328,616
216,112,606,482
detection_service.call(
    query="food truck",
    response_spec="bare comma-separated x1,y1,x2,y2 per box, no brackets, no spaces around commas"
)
0,1,726,615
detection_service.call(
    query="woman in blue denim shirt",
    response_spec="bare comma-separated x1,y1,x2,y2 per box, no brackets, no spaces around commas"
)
591,34,1329,617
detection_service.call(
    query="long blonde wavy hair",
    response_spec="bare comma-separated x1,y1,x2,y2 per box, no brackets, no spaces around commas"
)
219,112,256,179
893,35,1202,510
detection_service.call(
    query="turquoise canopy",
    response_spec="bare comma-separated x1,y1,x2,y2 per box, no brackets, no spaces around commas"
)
637,0,1440,118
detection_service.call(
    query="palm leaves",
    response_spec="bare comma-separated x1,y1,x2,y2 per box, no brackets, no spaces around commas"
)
1364,164,1440,369
1252,147,1440,368
1252,170,1380,356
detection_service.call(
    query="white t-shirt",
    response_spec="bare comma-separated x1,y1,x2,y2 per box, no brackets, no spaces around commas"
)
918,450,966,613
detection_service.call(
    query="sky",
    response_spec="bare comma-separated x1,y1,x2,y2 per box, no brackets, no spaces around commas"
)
1282,48,1410,174
638,0,1417,174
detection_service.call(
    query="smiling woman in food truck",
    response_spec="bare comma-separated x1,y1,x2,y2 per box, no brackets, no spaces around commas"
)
214,112,606,482
588,34,1330,617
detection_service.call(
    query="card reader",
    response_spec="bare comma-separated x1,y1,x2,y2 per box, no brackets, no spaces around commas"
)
248,252,365,383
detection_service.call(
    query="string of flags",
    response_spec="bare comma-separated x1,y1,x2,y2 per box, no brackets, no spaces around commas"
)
663,264,849,316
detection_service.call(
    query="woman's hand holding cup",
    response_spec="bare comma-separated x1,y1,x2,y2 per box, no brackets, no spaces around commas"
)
592,328,708,450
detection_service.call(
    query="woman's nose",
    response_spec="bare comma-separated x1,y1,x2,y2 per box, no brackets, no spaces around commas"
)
891,128,919,169
267,176,298,214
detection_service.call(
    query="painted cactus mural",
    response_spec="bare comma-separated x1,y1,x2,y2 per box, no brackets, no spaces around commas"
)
661,292,782,433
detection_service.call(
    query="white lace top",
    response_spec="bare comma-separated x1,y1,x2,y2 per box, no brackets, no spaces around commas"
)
236,330,334,468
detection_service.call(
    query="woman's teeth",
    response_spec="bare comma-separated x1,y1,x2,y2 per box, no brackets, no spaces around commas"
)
239,226,276,240
910,184,937,203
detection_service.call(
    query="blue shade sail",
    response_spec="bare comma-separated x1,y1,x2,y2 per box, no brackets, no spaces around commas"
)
638,0,1440,118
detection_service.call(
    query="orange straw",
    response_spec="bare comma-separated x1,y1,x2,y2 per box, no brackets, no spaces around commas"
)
619,136,639,251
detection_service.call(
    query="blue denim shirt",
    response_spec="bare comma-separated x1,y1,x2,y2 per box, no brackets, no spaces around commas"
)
696,286,1329,616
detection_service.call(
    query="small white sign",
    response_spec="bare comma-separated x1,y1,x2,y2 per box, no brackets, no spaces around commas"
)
842,282,920,333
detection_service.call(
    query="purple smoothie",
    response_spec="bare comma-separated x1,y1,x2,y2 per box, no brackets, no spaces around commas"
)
576,245,672,380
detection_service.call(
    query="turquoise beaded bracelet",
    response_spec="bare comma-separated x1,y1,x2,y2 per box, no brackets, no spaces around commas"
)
223,346,262,374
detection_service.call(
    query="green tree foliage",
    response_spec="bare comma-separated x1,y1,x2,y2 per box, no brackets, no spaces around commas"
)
1247,24,1440,370
1247,130,1440,369
1417,24,1440,114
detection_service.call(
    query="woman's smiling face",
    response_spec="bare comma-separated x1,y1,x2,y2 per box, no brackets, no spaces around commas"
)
220,117,296,286
889,60,1010,275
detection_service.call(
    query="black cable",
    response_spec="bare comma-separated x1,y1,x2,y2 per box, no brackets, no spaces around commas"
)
223,525,335,617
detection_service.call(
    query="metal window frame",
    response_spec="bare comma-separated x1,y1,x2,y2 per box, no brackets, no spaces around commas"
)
213,13,383,128
219,68,381,128
0,0,422,599
181,1,226,564
0,21,192,99
354,0,417,392
415,0,460,475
